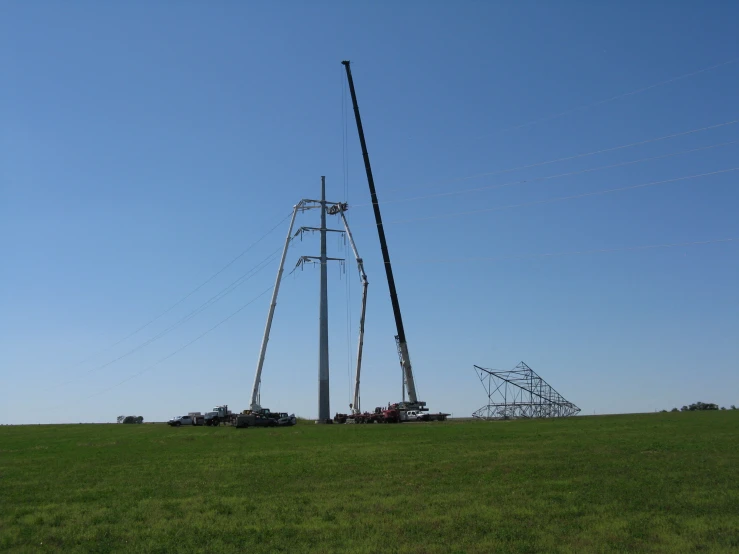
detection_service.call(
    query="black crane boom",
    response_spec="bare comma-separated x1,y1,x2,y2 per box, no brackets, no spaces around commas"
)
341,60,423,408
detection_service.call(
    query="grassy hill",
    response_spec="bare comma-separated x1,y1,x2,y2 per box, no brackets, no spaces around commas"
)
1,412,737,553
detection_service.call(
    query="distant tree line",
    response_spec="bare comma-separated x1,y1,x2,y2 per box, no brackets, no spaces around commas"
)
117,415,144,424
661,402,736,413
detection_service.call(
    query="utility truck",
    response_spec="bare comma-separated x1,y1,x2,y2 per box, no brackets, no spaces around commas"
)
204,405,236,426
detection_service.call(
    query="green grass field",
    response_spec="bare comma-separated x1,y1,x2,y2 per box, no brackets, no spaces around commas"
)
1,412,738,553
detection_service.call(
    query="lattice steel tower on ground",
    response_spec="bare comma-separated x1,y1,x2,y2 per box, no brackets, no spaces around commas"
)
472,362,580,420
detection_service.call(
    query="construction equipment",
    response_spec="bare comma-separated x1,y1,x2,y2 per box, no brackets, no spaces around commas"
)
204,405,236,426
342,60,426,413
249,190,359,421
333,404,401,424
250,202,305,413
381,405,401,423
234,407,297,427
245,185,370,421
275,412,298,426
331,204,369,414
235,413,278,428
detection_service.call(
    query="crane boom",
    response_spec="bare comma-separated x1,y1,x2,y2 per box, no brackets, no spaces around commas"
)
250,202,302,411
341,60,424,409
337,209,368,414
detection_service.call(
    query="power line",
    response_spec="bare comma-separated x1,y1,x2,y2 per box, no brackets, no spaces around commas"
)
52,233,739,406
58,211,293,372
44,233,739,408
375,118,738,197
381,167,739,226
483,57,739,136
49,244,285,389
57,283,277,406
357,140,739,208
391,237,739,265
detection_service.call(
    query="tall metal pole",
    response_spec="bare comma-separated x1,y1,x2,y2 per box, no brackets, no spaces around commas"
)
342,60,422,407
318,176,331,421
250,203,301,411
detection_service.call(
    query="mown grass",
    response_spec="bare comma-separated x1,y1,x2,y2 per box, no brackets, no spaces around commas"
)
1,412,738,553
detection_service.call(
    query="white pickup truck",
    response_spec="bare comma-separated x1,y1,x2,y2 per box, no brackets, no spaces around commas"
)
168,415,196,427
401,410,427,422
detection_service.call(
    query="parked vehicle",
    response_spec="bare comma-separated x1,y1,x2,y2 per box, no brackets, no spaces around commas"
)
398,409,449,421
333,403,450,424
253,408,278,420
383,405,401,423
238,408,296,426
334,405,400,424
168,415,199,427
276,413,297,426
204,405,236,426
235,413,278,428
401,410,425,422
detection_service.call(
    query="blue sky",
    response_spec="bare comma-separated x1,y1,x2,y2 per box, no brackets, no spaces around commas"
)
1,1,737,424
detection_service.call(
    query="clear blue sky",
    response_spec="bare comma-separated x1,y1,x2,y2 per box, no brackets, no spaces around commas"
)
1,1,737,424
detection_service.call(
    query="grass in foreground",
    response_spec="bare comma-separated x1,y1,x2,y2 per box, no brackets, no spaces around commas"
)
1,412,738,553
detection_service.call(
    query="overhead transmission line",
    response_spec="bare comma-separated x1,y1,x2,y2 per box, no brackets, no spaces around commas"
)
57,232,739,409
380,167,739,227
49,58,738,408
391,237,739,266
53,282,279,408
57,211,294,373
359,139,739,208
483,56,739,136
49,241,287,390
374,118,738,197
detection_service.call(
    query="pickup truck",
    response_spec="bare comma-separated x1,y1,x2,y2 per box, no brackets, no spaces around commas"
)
402,410,428,422
168,415,197,427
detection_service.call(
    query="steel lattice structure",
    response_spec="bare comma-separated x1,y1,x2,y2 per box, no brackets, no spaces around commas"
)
472,362,580,420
